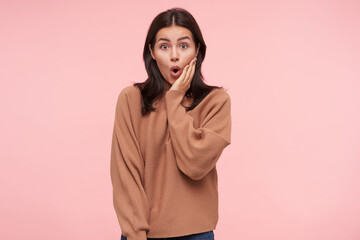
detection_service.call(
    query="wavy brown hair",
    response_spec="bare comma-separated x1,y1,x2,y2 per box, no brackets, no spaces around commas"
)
134,7,224,115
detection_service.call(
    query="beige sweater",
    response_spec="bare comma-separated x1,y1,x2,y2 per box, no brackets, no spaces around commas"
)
110,85,231,240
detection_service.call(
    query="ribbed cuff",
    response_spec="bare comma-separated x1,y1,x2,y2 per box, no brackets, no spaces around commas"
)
165,89,185,104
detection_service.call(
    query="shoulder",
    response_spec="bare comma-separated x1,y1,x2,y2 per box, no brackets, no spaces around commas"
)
201,88,231,107
115,85,142,113
118,85,141,99
210,88,230,100
117,85,141,105
192,88,231,118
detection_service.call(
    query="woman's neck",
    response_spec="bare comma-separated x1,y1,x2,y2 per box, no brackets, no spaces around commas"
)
163,79,172,91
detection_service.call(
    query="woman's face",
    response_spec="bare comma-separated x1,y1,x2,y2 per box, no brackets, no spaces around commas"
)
149,25,200,85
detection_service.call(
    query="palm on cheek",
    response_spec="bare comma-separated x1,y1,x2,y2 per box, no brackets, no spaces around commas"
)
170,57,197,93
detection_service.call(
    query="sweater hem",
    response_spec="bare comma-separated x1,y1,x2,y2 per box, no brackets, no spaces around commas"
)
147,227,216,238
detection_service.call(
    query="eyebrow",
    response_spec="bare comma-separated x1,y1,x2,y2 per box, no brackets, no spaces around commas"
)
157,36,191,42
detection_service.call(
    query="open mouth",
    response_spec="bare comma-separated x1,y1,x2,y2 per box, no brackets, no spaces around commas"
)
171,66,181,73
170,66,181,78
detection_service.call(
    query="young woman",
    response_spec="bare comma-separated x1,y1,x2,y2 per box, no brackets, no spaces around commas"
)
110,7,231,240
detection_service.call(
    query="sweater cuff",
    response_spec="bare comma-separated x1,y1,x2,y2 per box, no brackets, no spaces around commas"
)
165,89,185,104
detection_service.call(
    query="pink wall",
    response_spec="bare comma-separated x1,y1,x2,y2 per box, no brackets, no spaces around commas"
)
1,0,359,239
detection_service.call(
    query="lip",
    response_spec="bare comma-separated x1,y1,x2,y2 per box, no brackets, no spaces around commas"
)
170,66,182,78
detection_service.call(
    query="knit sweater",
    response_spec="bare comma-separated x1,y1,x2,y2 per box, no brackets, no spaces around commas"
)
110,84,231,240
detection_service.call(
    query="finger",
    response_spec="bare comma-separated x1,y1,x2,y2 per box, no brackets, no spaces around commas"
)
186,60,196,83
183,64,191,82
177,65,189,82
189,60,196,81
185,65,191,79
184,62,193,82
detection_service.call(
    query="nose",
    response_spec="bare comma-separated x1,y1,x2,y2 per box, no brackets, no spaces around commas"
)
170,48,179,62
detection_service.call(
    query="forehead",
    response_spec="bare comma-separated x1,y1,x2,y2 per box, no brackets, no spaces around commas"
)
156,25,194,42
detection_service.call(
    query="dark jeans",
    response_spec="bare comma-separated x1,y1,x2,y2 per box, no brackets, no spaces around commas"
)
121,230,214,240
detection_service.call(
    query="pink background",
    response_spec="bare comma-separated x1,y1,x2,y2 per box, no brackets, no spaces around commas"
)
1,0,359,239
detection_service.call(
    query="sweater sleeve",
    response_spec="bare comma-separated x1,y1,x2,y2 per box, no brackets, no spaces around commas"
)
165,89,232,180
110,88,149,240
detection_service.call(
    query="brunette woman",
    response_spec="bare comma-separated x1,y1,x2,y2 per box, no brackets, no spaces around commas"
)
110,7,231,240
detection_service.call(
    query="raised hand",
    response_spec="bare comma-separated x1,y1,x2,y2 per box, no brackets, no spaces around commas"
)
169,57,197,93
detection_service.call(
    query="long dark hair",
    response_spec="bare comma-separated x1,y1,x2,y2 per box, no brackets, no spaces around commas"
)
134,7,224,115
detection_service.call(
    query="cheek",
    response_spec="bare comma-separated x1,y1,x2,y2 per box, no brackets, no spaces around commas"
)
153,53,167,67
184,56,194,65
185,51,196,61
155,59,169,77
156,61,167,72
